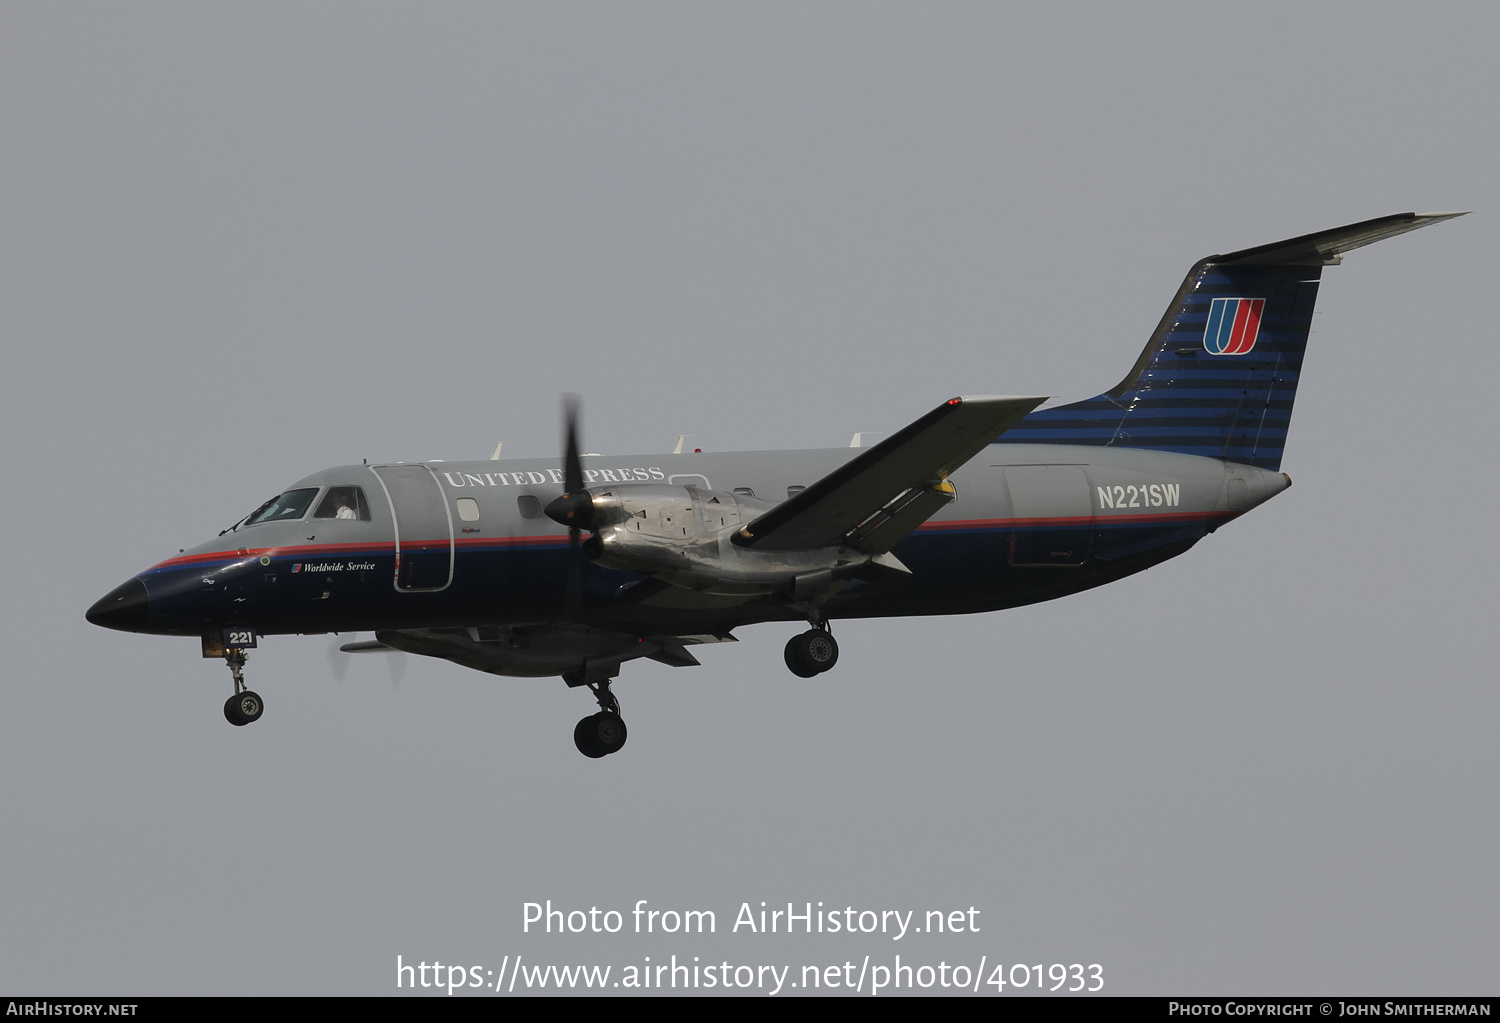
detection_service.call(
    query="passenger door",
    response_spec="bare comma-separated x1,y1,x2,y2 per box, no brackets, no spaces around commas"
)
367,464,455,592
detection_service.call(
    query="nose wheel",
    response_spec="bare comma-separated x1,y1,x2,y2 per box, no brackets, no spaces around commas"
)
220,647,265,726
224,690,264,726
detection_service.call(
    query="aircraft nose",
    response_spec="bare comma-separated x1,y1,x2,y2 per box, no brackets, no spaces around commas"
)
86,577,151,632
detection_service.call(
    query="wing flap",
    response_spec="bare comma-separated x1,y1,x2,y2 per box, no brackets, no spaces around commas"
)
734,395,1046,552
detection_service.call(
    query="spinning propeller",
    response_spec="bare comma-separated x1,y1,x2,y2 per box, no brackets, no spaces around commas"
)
545,394,592,611
545,394,593,529
327,634,408,690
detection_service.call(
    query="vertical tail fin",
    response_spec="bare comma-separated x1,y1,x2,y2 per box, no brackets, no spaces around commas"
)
997,212,1466,471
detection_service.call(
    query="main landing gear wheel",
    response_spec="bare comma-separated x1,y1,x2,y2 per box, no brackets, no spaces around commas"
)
784,629,839,676
224,691,264,726
574,711,627,758
568,676,628,758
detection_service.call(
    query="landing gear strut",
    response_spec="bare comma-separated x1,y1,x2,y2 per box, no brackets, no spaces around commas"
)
568,676,627,758
784,623,839,677
220,647,265,726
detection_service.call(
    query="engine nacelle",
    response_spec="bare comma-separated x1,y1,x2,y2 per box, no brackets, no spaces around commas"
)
562,484,903,597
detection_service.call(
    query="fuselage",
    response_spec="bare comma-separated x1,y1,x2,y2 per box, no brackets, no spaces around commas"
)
88,443,1289,642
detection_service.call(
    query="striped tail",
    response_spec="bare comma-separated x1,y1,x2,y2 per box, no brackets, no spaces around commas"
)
996,212,1466,471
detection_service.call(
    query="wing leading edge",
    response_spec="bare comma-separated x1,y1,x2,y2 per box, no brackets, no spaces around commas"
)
732,394,1046,553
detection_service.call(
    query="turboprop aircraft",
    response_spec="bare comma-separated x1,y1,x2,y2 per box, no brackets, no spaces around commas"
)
87,211,1465,757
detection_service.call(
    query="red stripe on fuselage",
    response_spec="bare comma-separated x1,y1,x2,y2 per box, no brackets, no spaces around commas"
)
455,535,566,549
147,541,397,571
145,513,1230,575
915,510,1232,532
147,535,571,571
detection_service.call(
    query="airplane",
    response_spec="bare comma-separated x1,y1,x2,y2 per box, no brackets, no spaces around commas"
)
87,211,1466,758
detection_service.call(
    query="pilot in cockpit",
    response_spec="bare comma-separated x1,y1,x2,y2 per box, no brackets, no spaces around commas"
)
314,486,367,522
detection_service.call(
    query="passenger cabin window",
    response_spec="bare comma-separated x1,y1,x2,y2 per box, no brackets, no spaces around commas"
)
456,498,480,522
517,495,542,520
245,488,319,525
314,486,371,521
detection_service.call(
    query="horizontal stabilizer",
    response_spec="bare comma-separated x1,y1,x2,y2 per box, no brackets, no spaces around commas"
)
735,394,1046,552
1212,211,1468,266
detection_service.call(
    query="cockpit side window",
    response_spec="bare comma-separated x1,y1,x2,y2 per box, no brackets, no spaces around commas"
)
245,488,320,525
314,486,371,521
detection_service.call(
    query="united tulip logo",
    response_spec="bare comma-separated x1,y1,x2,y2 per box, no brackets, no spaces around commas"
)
1203,297,1265,355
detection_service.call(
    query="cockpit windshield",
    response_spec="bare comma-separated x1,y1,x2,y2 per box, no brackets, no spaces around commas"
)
244,488,320,526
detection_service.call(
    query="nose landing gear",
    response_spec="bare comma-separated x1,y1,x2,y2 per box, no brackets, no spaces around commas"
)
219,646,265,727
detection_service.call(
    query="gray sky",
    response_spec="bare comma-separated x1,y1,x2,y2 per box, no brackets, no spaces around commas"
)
2,2,1495,997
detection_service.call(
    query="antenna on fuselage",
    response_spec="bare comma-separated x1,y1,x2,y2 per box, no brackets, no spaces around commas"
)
490,442,503,460
673,435,692,454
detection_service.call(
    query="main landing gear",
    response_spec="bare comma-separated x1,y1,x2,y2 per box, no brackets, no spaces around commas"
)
220,647,265,727
784,624,839,678
567,675,628,759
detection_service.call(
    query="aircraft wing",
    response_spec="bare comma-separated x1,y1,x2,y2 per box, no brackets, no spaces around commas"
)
364,625,738,678
733,395,1046,553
